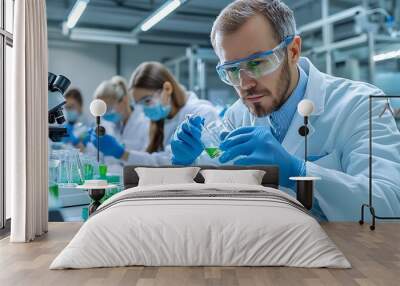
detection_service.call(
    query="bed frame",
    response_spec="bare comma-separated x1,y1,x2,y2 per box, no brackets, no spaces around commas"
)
123,165,279,189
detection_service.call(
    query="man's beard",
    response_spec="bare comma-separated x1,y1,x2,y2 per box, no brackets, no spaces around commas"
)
243,57,291,117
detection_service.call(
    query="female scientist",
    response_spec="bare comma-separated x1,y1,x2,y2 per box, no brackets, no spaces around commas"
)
91,61,219,165
88,76,150,166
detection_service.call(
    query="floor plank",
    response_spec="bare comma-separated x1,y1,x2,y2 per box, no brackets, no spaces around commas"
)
0,222,399,286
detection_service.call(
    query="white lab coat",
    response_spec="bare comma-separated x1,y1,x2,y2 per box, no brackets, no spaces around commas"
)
221,57,400,221
126,92,219,166
109,107,150,152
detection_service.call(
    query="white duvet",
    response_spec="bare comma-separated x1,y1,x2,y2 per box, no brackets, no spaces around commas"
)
50,183,350,269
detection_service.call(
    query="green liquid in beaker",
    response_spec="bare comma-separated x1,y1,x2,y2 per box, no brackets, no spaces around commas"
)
98,164,108,179
84,163,94,180
49,184,59,199
205,147,221,158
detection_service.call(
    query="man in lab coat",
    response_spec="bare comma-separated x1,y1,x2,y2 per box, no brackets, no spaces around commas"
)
170,0,400,221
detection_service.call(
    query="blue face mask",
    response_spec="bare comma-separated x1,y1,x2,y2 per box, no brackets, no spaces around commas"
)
103,111,122,123
65,109,79,123
143,103,171,121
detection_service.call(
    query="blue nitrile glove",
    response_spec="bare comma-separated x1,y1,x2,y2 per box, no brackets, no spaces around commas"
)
220,131,229,141
63,123,80,146
171,115,205,165
89,130,125,159
219,126,306,187
81,132,90,146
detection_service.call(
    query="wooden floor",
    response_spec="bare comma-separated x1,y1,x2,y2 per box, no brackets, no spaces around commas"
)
0,222,399,286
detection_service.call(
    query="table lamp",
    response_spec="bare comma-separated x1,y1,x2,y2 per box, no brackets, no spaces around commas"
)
289,99,321,210
297,99,314,161
89,99,106,162
86,99,107,215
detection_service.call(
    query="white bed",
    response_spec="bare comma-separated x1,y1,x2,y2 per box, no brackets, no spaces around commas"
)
50,181,350,269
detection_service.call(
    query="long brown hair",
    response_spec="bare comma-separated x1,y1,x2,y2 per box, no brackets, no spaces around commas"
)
129,62,186,153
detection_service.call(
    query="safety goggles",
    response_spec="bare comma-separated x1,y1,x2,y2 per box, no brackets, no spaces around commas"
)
216,35,294,86
135,90,162,107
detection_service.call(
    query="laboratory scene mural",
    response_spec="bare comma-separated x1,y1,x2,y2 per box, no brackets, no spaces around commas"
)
45,0,400,226
5,0,400,283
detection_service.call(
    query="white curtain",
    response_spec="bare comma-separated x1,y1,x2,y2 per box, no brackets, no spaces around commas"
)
8,0,48,242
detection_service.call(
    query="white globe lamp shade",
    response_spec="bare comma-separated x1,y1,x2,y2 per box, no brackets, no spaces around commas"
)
297,99,315,117
90,99,107,117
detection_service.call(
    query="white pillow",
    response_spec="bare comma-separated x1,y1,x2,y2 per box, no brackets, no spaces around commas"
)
200,169,266,185
135,167,201,186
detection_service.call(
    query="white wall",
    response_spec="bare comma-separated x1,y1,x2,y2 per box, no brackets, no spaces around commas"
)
120,43,186,81
48,40,117,121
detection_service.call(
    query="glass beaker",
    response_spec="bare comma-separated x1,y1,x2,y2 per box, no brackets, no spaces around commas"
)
55,150,69,185
71,149,84,185
184,114,235,159
83,163,94,180
202,122,222,158
56,148,84,187
98,164,108,179
201,119,234,159
79,154,93,180
48,157,60,199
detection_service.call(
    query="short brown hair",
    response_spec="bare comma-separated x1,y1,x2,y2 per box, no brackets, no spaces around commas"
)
210,0,296,48
65,88,83,107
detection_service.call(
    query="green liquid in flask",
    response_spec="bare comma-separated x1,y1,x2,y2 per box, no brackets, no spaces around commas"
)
205,147,221,158
49,184,59,199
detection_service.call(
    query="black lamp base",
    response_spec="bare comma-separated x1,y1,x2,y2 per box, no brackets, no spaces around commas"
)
88,188,105,215
289,176,321,210
296,180,314,210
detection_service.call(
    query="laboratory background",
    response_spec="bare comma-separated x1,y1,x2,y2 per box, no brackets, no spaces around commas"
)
21,0,400,221
2,1,400,284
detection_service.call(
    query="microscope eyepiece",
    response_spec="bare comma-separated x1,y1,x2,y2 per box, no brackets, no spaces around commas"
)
53,75,71,94
48,72,57,89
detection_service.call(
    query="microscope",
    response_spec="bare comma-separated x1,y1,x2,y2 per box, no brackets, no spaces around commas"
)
48,72,71,142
